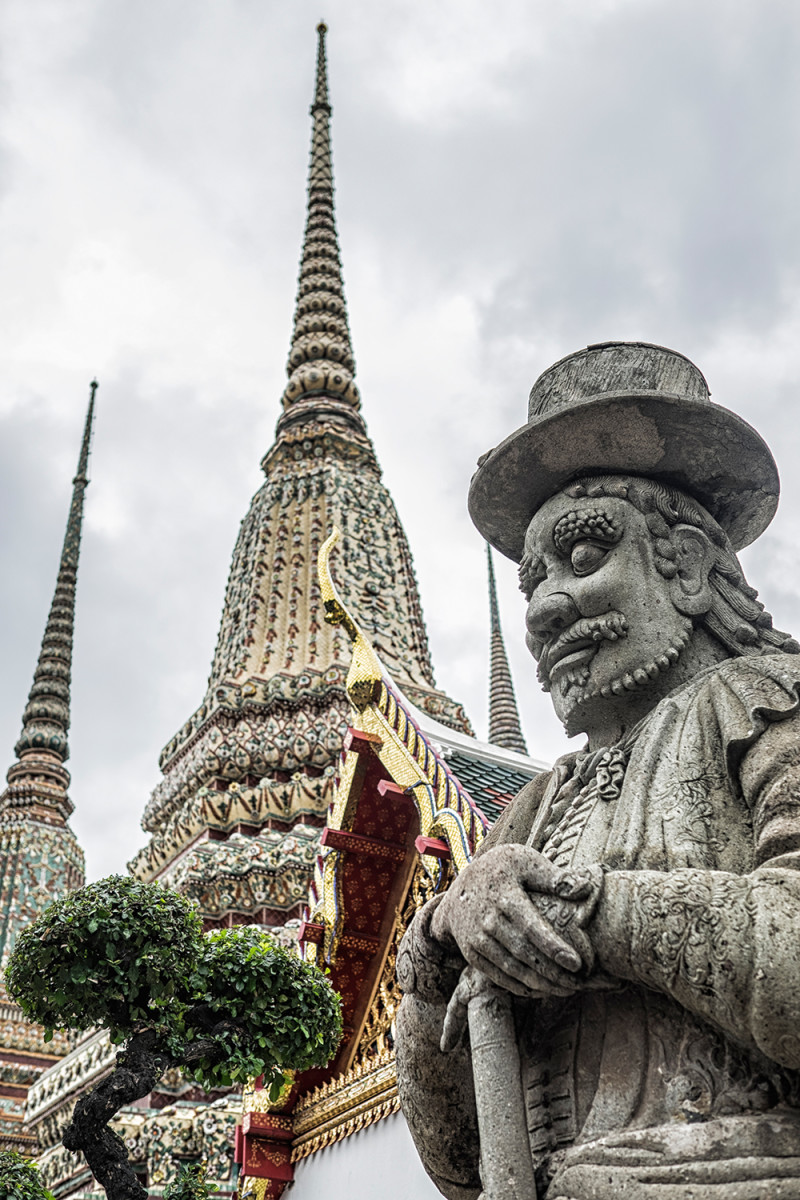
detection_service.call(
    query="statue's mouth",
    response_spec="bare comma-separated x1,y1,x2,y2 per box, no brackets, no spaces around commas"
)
538,612,629,688
549,641,598,679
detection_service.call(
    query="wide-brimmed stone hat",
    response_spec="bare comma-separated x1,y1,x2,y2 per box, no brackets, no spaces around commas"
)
468,341,779,562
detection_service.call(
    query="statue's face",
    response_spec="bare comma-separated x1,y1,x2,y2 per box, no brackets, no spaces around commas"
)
522,492,692,734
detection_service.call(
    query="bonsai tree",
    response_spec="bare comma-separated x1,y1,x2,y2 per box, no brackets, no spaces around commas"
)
5,876,342,1200
0,1149,55,1200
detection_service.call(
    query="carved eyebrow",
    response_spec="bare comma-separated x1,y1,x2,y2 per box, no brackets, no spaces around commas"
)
552,506,623,555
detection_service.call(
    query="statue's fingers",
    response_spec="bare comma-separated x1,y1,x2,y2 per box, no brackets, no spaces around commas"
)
467,949,530,996
470,947,575,998
517,848,574,890
472,932,577,995
523,905,584,972
482,913,581,988
493,897,582,973
553,868,596,901
556,923,595,972
440,988,468,1053
517,850,596,904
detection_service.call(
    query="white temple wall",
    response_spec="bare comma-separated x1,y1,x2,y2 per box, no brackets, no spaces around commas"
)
290,1112,441,1199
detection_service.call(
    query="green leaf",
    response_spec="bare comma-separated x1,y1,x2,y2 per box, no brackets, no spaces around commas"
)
0,1148,53,1199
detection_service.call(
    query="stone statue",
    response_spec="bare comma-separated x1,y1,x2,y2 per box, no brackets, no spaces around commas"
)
394,342,800,1199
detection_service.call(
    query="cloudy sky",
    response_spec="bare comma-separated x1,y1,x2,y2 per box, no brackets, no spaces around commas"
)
2,0,800,881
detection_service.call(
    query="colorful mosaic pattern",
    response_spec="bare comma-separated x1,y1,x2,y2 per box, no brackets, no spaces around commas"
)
163,826,321,921
130,19,471,910
0,819,85,969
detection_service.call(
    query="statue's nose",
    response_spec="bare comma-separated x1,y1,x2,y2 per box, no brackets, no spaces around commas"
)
527,590,580,639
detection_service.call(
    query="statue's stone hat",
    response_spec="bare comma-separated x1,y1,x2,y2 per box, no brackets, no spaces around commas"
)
468,341,779,562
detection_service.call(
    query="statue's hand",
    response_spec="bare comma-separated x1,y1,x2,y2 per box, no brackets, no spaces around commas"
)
429,845,602,998
440,965,499,1052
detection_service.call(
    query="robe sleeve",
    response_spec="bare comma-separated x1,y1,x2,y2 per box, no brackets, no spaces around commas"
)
591,702,800,1070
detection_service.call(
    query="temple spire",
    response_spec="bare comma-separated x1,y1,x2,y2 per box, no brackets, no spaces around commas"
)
279,21,360,425
487,544,528,754
3,381,97,820
0,385,91,972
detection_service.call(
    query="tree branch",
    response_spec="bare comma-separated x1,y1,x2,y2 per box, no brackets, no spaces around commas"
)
179,1017,243,1068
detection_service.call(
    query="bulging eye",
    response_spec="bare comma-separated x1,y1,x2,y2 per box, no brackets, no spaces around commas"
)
570,541,609,576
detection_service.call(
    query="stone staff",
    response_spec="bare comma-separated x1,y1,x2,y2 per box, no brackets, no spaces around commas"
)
443,966,538,1200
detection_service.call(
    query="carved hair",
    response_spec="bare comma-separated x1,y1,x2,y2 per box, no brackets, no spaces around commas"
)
561,475,800,658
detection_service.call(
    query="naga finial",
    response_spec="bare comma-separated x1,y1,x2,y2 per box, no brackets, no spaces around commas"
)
318,528,382,709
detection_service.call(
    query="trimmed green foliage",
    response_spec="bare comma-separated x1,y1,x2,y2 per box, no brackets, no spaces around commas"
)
187,926,343,1094
163,1162,215,1200
6,875,203,1042
5,875,342,1096
0,1149,54,1200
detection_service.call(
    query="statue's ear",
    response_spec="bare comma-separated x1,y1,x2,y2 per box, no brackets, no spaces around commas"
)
668,524,715,616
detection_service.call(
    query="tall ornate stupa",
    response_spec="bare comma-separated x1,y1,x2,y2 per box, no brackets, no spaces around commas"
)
26,27,474,1192
127,23,471,931
25,28,537,1197
0,385,94,1150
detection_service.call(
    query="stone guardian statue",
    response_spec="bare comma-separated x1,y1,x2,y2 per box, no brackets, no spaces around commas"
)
395,342,800,1200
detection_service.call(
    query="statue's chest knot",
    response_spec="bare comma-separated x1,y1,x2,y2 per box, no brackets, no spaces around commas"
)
589,746,629,803
540,744,633,868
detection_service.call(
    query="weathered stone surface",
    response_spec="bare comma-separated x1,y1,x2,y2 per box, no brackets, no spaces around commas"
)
467,342,779,563
396,343,800,1199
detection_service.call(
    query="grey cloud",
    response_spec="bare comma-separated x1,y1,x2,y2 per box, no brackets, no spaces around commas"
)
3,0,800,878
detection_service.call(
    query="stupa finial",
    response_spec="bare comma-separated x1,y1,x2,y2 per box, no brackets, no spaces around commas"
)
313,21,330,112
279,22,360,418
487,544,528,755
11,381,97,777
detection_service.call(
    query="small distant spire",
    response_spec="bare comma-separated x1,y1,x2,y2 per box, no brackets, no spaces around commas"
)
3,382,98,819
0,387,92,965
280,22,359,418
487,544,528,755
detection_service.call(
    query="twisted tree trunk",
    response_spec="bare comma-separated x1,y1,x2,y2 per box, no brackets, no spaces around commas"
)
63,1029,172,1200
61,1015,236,1200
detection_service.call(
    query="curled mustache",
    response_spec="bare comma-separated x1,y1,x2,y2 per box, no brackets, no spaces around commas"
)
537,612,629,688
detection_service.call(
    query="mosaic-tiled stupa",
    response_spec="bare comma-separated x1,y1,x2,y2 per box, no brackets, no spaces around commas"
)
0,386,94,1152
127,21,472,929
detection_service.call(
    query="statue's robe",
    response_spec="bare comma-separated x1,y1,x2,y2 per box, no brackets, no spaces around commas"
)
396,654,800,1199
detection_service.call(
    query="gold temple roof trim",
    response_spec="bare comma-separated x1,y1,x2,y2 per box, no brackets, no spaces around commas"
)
307,526,546,962
290,1050,399,1161
306,531,490,963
